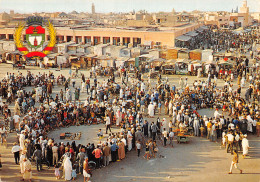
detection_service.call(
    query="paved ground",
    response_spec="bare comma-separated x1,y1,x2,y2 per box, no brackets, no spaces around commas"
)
0,64,260,182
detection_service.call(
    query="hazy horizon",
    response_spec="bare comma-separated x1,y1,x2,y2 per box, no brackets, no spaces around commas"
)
0,0,259,14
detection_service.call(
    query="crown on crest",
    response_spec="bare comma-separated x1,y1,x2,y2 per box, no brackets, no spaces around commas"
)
26,16,44,26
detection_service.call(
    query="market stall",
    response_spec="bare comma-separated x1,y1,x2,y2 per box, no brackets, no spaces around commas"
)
125,58,136,72
178,49,190,59
189,60,202,76
85,54,98,68
217,60,234,77
97,55,115,68
149,58,164,78
175,59,190,75
162,59,176,75
43,53,58,68
115,57,129,68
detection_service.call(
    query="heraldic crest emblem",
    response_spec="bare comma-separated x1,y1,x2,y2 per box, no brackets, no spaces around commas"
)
14,16,56,58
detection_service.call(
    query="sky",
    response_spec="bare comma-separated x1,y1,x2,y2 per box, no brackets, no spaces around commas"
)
0,0,259,13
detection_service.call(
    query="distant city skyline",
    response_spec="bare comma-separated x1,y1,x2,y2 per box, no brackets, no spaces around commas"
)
0,0,259,14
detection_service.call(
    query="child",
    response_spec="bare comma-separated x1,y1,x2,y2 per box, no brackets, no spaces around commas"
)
97,129,103,139
136,140,141,157
72,165,77,180
143,142,150,160
54,164,60,180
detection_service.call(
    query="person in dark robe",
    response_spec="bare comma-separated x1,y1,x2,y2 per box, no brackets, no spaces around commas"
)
46,144,53,166
47,82,52,95
143,120,149,137
75,88,79,101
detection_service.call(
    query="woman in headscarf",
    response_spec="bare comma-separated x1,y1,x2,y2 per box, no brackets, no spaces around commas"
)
64,156,72,181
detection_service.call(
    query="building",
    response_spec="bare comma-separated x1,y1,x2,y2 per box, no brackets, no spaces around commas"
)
251,12,260,23
204,12,230,28
0,23,202,48
204,0,252,28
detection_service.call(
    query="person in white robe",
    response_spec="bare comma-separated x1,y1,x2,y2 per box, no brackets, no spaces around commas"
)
64,156,72,181
147,102,155,117
241,77,245,88
214,109,221,119
116,109,121,126
197,68,202,78
127,131,133,151
246,115,253,133
162,118,167,131
19,131,26,150
20,151,26,174
242,135,249,158
65,89,71,102
120,88,124,99
22,158,32,182
193,117,200,136
141,82,146,92
36,86,42,102
214,75,217,85
179,78,184,89
92,89,96,100
168,101,173,116
14,101,21,116
81,82,86,93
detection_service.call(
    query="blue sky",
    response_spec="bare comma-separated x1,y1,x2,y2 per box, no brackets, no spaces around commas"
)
0,0,259,13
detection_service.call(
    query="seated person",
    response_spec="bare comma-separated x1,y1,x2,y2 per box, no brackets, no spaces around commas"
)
179,122,187,133
97,129,103,138
87,118,93,125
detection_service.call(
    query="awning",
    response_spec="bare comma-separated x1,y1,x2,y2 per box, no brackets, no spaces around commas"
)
139,54,154,58
196,28,205,33
175,35,191,42
200,25,209,30
185,31,198,37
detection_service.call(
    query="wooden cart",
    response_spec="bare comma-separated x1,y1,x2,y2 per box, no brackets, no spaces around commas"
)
177,134,190,144
173,128,190,144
